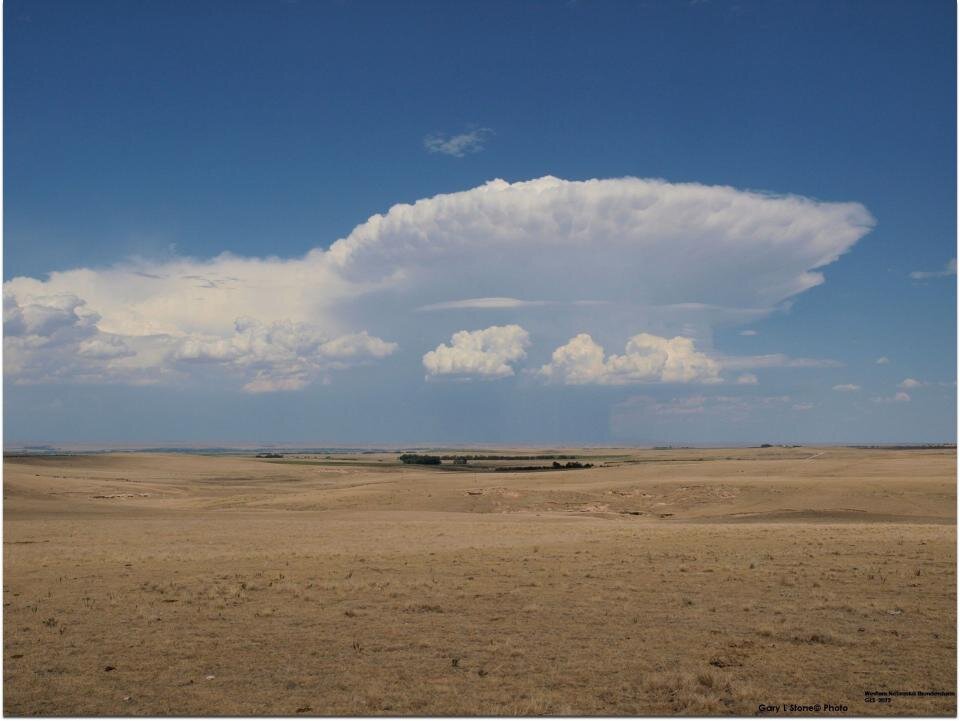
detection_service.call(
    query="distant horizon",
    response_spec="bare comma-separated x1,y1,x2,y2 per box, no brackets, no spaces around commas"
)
5,440,957,454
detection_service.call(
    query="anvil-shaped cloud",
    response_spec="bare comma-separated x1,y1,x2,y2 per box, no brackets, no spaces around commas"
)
3,176,873,391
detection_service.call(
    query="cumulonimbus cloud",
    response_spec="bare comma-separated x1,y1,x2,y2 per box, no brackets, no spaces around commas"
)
422,325,530,379
539,332,722,385
3,176,874,391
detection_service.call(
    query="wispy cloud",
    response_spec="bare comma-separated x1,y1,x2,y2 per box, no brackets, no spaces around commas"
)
423,127,494,157
417,297,551,312
612,393,793,426
717,353,843,370
873,392,911,403
910,258,956,280
832,383,860,392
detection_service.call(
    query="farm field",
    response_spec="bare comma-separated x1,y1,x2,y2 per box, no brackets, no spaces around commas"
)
3,447,956,716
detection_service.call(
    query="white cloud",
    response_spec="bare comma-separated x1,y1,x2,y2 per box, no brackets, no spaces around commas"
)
739,329,758,336
423,128,494,157
3,292,151,385
792,402,814,411
4,176,874,391
875,356,890,365
539,332,722,385
909,258,956,280
736,373,758,385
172,319,397,393
327,177,873,312
832,383,860,392
422,325,529,379
899,378,923,389
873,392,911,403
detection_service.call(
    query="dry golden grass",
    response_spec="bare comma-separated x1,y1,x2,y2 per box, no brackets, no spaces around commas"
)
3,447,956,715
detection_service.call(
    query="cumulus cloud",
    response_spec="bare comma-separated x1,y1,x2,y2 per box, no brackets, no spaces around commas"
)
3,292,148,385
875,356,890,365
539,333,722,385
172,319,397,393
736,373,758,385
4,288,396,392
423,128,494,157
899,378,923,389
4,176,874,391
422,325,529,379
909,258,956,280
832,383,860,392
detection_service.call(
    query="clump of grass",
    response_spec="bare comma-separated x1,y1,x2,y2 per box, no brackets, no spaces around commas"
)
402,603,443,614
643,669,757,714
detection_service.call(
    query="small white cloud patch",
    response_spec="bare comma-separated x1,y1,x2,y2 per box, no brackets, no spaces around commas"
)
422,325,529,379
736,373,759,385
423,128,494,157
832,384,861,392
910,258,956,280
539,332,722,385
873,392,911,403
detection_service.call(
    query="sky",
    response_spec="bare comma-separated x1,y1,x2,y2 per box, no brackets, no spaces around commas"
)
4,0,957,446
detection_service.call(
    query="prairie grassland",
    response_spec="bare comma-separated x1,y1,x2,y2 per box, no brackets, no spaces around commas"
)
3,447,955,715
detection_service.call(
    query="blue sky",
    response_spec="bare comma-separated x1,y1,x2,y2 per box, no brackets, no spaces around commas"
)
4,0,956,445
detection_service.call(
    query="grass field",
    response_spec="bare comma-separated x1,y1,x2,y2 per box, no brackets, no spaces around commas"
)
3,447,955,715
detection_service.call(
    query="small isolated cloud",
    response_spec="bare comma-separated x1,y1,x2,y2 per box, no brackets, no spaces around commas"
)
422,325,529,379
899,378,923,389
739,330,758,336
910,258,956,280
875,356,890,365
423,127,494,157
539,332,722,385
792,402,814,411
873,392,911,403
833,384,861,392
736,373,758,385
